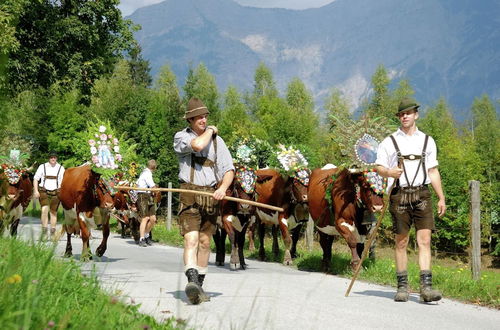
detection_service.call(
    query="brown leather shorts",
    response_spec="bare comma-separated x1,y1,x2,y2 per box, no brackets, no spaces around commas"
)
39,188,60,213
389,185,435,235
137,193,157,218
178,183,218,236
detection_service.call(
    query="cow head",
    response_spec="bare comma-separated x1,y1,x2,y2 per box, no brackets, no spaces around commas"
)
233,166,257,215
291,168,310,204
349,168,386,212
94,177,114,209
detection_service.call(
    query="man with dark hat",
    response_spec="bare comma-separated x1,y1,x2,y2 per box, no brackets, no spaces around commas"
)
174,97,234,304
375,98,446,303
33,151,65,239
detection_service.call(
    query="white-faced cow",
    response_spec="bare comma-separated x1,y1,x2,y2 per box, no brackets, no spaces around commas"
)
308,166,385,272
214,165,257,269
59,165,114,260
0,171,32,236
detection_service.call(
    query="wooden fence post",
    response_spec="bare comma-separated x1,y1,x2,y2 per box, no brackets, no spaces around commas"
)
469,180,481,280
306,215,314,251
167,182,172,231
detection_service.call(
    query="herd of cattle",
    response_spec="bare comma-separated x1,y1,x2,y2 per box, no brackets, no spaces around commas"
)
0,163,385,271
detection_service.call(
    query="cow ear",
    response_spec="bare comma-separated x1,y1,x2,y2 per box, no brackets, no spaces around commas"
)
256,174,273,183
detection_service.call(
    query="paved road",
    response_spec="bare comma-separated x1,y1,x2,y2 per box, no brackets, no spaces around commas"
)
16,217,499,330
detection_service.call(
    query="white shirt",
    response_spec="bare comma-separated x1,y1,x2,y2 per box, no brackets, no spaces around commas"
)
376,128,438,189
137,168,155,192
34,162,65,191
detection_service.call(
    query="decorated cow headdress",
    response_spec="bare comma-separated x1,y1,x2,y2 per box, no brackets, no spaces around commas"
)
0,150,30,185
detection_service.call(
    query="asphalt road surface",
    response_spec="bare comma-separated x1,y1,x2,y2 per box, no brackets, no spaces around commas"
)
16,217,499,330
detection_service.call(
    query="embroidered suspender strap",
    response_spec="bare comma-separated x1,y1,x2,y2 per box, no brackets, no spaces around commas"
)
43,164,46,188
189,138,218,184
421,134,429,185
389,135,403,188
56,164,61,189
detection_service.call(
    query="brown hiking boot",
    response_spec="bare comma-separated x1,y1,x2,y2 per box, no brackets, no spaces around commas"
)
198,274,211,302
420,270,442,302
185,268,202,305
394,271,409,302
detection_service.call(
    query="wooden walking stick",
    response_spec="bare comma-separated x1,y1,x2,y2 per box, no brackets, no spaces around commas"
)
115,186,284,212
344,189,392,297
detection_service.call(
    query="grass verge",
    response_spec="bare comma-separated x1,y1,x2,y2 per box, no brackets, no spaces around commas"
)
0,237,183,329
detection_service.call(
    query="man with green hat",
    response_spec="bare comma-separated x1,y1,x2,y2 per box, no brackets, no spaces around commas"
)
375,97,446,303
173,97,234,304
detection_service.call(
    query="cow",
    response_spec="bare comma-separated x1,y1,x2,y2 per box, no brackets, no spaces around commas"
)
288,169,311,259
308,166,385,272
254,168,295,265
214,165,257,269
0,171,32,236
112,189,140,241
59,164,114,260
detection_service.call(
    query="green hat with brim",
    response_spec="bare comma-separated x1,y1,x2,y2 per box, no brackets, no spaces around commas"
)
396,97,420,115
184,97,209,119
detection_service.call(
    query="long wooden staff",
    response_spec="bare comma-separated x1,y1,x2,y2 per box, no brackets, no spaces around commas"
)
115,186,284,212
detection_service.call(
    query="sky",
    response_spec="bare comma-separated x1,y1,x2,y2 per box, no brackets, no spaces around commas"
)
118,0,336,16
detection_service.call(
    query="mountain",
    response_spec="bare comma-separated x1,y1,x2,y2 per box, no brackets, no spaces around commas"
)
129,0,500,121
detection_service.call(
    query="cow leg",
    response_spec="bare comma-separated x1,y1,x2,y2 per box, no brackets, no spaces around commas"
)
319,232,334,273
96,209,110,257
77,213,92,261
278,220,293,266
237,221,248,269
258,221,266,261
120,221,126,238
213,227,226,266
130,217,140,243
337,219,361,270
229,228,239,270
247,220,256,251
290,223,303,259
271,225,279,260
10,218,20,237
64,228,73,258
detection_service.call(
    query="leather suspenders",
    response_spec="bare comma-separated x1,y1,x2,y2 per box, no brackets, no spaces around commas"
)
189,137,218,185
389,134,429,188
43,163,62,189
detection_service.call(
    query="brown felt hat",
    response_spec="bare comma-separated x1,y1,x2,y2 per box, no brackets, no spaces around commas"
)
396,97,420,115
184,97,209,119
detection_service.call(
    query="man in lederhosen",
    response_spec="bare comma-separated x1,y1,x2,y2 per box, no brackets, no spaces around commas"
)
33,151,65,239
174,97,234,304
376,98,446,303
137,159,158,247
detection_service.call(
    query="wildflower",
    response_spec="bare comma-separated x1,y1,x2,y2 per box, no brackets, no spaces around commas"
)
6,274,22,284
99,125,106,133
90,147,97,155
113,146,120,153
32,279,39,284
88,139,96,146
110,296,118,304
47,320,55,327
100,133,107,141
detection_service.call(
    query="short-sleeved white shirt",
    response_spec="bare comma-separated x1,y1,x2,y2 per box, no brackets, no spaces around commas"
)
34,162,65,191
376,128,438,189
137,168,155,193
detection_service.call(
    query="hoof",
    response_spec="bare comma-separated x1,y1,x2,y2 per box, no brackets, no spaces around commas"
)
64,251,73,258
95,247,105,257
230,263,239,270
283,259,293,266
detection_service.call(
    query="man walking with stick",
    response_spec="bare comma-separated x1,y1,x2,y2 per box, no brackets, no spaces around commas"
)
174,97,235,304
375,98,446,303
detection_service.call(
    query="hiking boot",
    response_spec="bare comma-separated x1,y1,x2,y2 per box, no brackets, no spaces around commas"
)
185,268,202,305
198,274,211,302
138,238,148,247
420,270,442,302
394,271,409,302
145,236,153,246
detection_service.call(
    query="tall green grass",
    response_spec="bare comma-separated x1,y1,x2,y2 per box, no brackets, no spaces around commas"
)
151,221,500,308
0,237,181,329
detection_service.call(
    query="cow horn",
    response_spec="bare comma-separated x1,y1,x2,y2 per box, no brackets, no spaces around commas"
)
348,168,362,173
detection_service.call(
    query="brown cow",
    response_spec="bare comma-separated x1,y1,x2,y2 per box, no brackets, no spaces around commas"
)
0,172,32,236
59,165,114,260
288,169,310,259
308,166,384,272
254,168,295,265
214,165,257,269
112,190,140,241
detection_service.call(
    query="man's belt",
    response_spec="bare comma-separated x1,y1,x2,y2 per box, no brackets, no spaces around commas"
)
401,154,422,160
